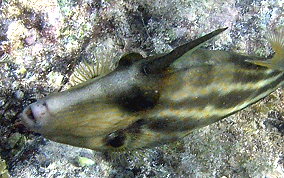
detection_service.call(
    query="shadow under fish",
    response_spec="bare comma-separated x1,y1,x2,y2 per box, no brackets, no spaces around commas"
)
21,27,284,152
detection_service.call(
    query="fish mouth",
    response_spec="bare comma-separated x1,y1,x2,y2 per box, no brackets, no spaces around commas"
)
21,105,37,129
21,100,50,132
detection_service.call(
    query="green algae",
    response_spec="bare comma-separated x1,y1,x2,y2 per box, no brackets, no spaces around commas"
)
77,156,95,167
0,158,9,178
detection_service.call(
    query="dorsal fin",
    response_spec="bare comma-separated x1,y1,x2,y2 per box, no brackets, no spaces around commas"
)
143,27,228,74
118,52,144,67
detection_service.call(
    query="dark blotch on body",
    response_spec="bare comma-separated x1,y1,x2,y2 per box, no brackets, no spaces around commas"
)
116,86,160,112
127,119,147,134
147,118,172,132
105,131,126,148
104,119,146,148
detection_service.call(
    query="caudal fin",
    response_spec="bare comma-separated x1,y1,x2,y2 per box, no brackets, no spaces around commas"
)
246,28,284,70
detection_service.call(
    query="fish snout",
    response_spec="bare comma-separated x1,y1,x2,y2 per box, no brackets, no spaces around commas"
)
21,100,51,132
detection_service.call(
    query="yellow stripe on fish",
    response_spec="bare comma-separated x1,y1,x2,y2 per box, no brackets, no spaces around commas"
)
167,69,283,101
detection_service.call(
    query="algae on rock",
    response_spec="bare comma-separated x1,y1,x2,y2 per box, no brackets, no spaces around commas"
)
0,0,283,177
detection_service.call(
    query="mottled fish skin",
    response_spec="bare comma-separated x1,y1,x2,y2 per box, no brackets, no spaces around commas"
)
21,28,284,152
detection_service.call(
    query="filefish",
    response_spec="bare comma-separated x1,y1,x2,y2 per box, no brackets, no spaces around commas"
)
21,27,284,152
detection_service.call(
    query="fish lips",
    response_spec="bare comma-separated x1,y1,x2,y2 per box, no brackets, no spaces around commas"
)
21,100,52,133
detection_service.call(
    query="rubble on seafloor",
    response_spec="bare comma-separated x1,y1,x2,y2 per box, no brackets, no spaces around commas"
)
0,0,283,177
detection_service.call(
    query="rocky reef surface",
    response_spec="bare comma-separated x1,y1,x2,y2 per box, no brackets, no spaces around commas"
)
0,0,283,177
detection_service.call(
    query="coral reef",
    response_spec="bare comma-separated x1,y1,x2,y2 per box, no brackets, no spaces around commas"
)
0,0,283,177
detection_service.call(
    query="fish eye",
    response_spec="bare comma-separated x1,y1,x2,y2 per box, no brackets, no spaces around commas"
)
105,131,126,148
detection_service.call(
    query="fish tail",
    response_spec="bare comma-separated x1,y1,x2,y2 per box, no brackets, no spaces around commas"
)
268,28,284,64
246,28,284,71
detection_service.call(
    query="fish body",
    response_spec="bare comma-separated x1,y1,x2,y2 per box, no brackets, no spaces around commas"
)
21,28,284,151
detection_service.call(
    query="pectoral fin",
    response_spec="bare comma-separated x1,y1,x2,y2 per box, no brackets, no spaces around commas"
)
70,58,115,86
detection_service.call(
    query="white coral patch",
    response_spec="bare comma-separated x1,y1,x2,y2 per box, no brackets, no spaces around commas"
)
7,21,28,42
47,71,64,88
